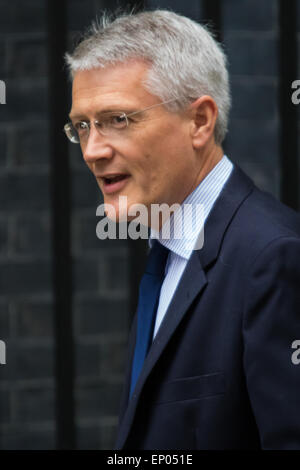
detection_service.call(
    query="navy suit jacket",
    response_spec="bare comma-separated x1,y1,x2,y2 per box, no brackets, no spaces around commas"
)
115,164,300,450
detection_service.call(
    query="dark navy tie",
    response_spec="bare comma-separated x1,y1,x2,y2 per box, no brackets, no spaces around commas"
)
129,240,169,398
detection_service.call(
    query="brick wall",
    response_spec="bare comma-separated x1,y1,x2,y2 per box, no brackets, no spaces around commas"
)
223,0,280,198
0,0,55,450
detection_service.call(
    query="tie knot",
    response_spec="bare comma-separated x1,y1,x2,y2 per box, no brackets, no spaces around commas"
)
145,240,169,277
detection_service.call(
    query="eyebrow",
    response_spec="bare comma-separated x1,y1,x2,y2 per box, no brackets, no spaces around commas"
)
69,108,138,121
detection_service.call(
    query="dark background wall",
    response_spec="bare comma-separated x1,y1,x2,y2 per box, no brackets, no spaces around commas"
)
0,0,299,449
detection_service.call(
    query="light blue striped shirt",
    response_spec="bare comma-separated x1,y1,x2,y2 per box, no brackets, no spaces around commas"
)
149,154,234,339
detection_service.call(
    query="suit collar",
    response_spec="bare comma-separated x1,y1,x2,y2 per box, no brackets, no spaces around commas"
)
197,163,254,269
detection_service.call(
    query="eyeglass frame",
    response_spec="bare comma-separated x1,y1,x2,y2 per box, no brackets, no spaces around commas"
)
63,97,180,144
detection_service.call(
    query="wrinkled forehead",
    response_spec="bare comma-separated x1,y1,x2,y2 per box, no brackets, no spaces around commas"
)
71,60,154,112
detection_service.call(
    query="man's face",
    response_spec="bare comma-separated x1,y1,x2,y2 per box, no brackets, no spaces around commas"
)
70,61,202,224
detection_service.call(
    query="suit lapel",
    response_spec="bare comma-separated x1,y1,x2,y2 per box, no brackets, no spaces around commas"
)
115,164,255,449
115,247,207,449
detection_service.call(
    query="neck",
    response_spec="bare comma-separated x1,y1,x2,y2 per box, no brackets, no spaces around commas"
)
193,144,224,191
150,143,224,232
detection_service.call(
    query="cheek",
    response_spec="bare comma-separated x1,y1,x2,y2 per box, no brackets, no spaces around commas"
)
128,130,190,194
142,153,163,186
131,151,155,184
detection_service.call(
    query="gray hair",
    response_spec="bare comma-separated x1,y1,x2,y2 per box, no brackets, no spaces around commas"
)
65,9,231,145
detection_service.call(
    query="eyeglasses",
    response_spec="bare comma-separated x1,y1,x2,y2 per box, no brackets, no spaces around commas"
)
64,98,179,144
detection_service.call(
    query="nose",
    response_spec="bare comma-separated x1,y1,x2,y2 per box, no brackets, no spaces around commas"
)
82,124,114,165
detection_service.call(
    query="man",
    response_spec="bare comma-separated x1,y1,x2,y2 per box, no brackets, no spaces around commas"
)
64,10,300,449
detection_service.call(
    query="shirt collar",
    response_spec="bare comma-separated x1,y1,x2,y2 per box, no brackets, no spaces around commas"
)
149,154,234,260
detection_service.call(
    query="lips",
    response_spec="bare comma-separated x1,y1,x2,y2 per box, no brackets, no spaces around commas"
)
97,173,130,194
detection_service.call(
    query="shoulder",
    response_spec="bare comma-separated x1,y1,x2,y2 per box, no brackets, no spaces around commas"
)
220,165,300,268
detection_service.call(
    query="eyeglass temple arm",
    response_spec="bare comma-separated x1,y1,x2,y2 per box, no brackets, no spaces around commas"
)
126,98,179,118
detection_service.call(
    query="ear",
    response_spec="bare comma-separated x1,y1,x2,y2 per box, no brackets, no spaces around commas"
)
189,95,219,148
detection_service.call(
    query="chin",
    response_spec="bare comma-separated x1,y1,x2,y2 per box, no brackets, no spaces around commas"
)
104,193,150,225
104,205,130,223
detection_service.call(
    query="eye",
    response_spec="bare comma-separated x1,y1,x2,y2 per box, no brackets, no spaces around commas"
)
74,121,88,135
109,113,127,129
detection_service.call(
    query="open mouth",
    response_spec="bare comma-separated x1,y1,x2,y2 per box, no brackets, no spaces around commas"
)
100,173,130,194
104,174,128,185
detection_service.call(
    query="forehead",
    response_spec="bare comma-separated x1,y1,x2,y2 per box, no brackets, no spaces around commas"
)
71,60,154,115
